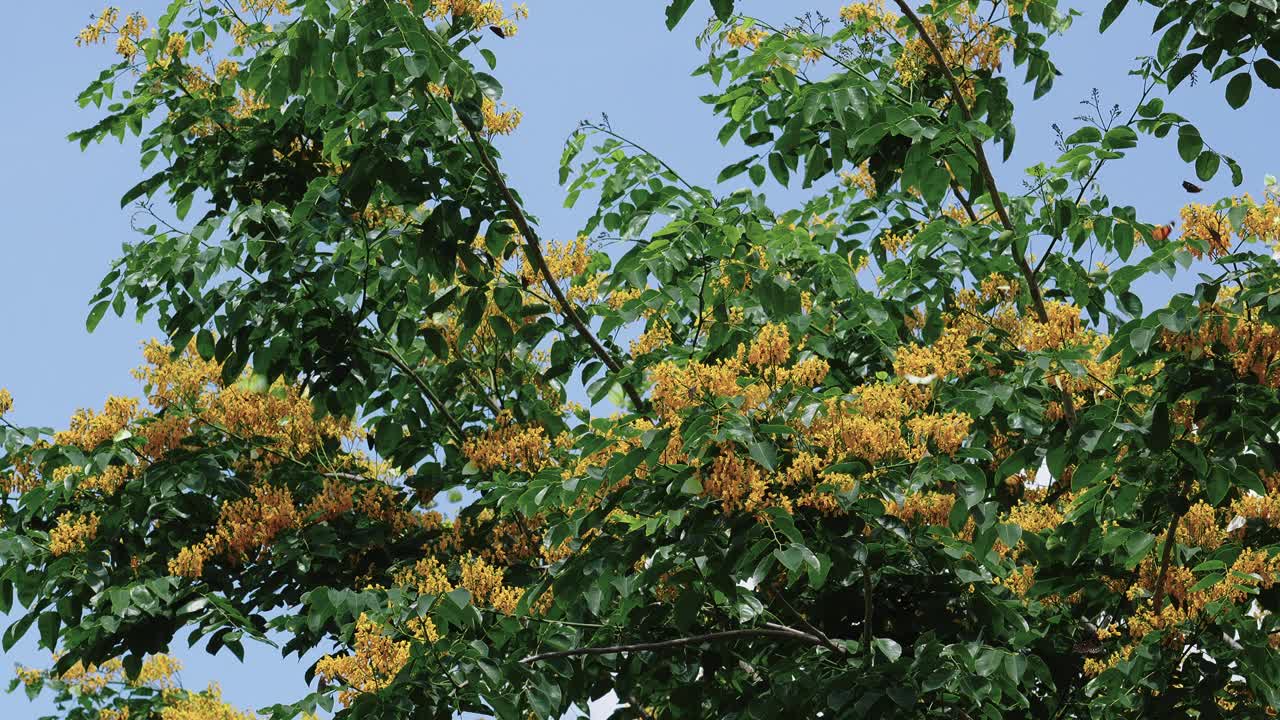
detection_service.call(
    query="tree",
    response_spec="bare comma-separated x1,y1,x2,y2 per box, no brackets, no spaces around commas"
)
5,0,1280,716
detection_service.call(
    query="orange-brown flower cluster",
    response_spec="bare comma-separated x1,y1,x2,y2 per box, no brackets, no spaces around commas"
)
1160,300,1280,386
168,483,298,577
462,421,552,473
316,614,412,707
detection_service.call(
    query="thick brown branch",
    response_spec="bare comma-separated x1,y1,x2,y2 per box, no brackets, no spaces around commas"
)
457,123,648,414
1153,473,1196,613
520,624,834,663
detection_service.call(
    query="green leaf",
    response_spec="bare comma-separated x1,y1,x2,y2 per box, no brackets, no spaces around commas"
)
680,475,704,494
1100,0,1129,31
665,0,696,29
196,329,215,360
768,543,798,571
1226,71,1253,108
1157,22,1188,66
1130,326,1155,354
748,439,777,471
1102,126,1137,150
86,301,109,332
710,0,736,21
1195,150,1221,181
873,637,902,663
1065,126,1102,145
1167,53,1202,90
37,612,59,650
1176,126,1203,163
1256,58,1280,88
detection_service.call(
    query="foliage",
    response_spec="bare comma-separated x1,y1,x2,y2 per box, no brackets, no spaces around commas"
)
5,0,1280,717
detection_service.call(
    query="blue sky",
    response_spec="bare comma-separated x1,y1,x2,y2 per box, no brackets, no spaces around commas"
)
3,1,1280,717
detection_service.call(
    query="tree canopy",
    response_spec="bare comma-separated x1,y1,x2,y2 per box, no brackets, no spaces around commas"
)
7,0,1280,717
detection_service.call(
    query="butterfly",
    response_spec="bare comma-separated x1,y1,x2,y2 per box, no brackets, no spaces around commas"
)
1151,223,1174,242
1182,181,1203,193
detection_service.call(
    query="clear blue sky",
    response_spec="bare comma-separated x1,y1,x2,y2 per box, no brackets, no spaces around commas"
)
2,2,1278,717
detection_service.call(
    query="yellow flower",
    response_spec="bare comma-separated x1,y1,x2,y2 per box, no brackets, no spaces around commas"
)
50,512,100,556
839,160,877,198
481,97,523,134
838,1,900,34
0,388,12,415
748,322,791,367
316,614,411,707
160,684,256,720
725,24,768,49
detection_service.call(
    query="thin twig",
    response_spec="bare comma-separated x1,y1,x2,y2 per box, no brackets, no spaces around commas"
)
370,346,465,442
772,594,846,654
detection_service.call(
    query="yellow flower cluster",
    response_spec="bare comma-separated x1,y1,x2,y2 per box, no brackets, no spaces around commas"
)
906,410,973,455
133,340,222,408
0,388,11,415
839,161,877,198
704,446,769,514
459,554,524,614
893,7,1011,93
29,653,180,698
317,614,411,707
839,1,901,34
50,512,100,556
607,286,644,310
1179,203,1232,259
202,377,362,464
76,465,132,498
421,0,526,37
895,326,972,381
994,564,1036,598
77,7,149,60
134,654,183,688
1177,500,1225,549
160,684,257,720
1242,187,1280,248
54,396,139,450
725,25,768,49
748,323,792,367
630,320,673,358
303,478,356,523
1161,301,1280,386
99,709,130,720
152,32,188,69
462,422,551,473
240,0,291,13
886,491,955,526
526,235,591,285
481,97,523,135
979,273,1019,303
880,230,913,255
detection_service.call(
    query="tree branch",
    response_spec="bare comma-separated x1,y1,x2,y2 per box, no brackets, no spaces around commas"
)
891,0,1049,324
370,346,465,442
458,121,648,413
1153,472,1195,613
520,624,835,663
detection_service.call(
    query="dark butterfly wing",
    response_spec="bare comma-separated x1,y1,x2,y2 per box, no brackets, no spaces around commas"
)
1182,181,1203,193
